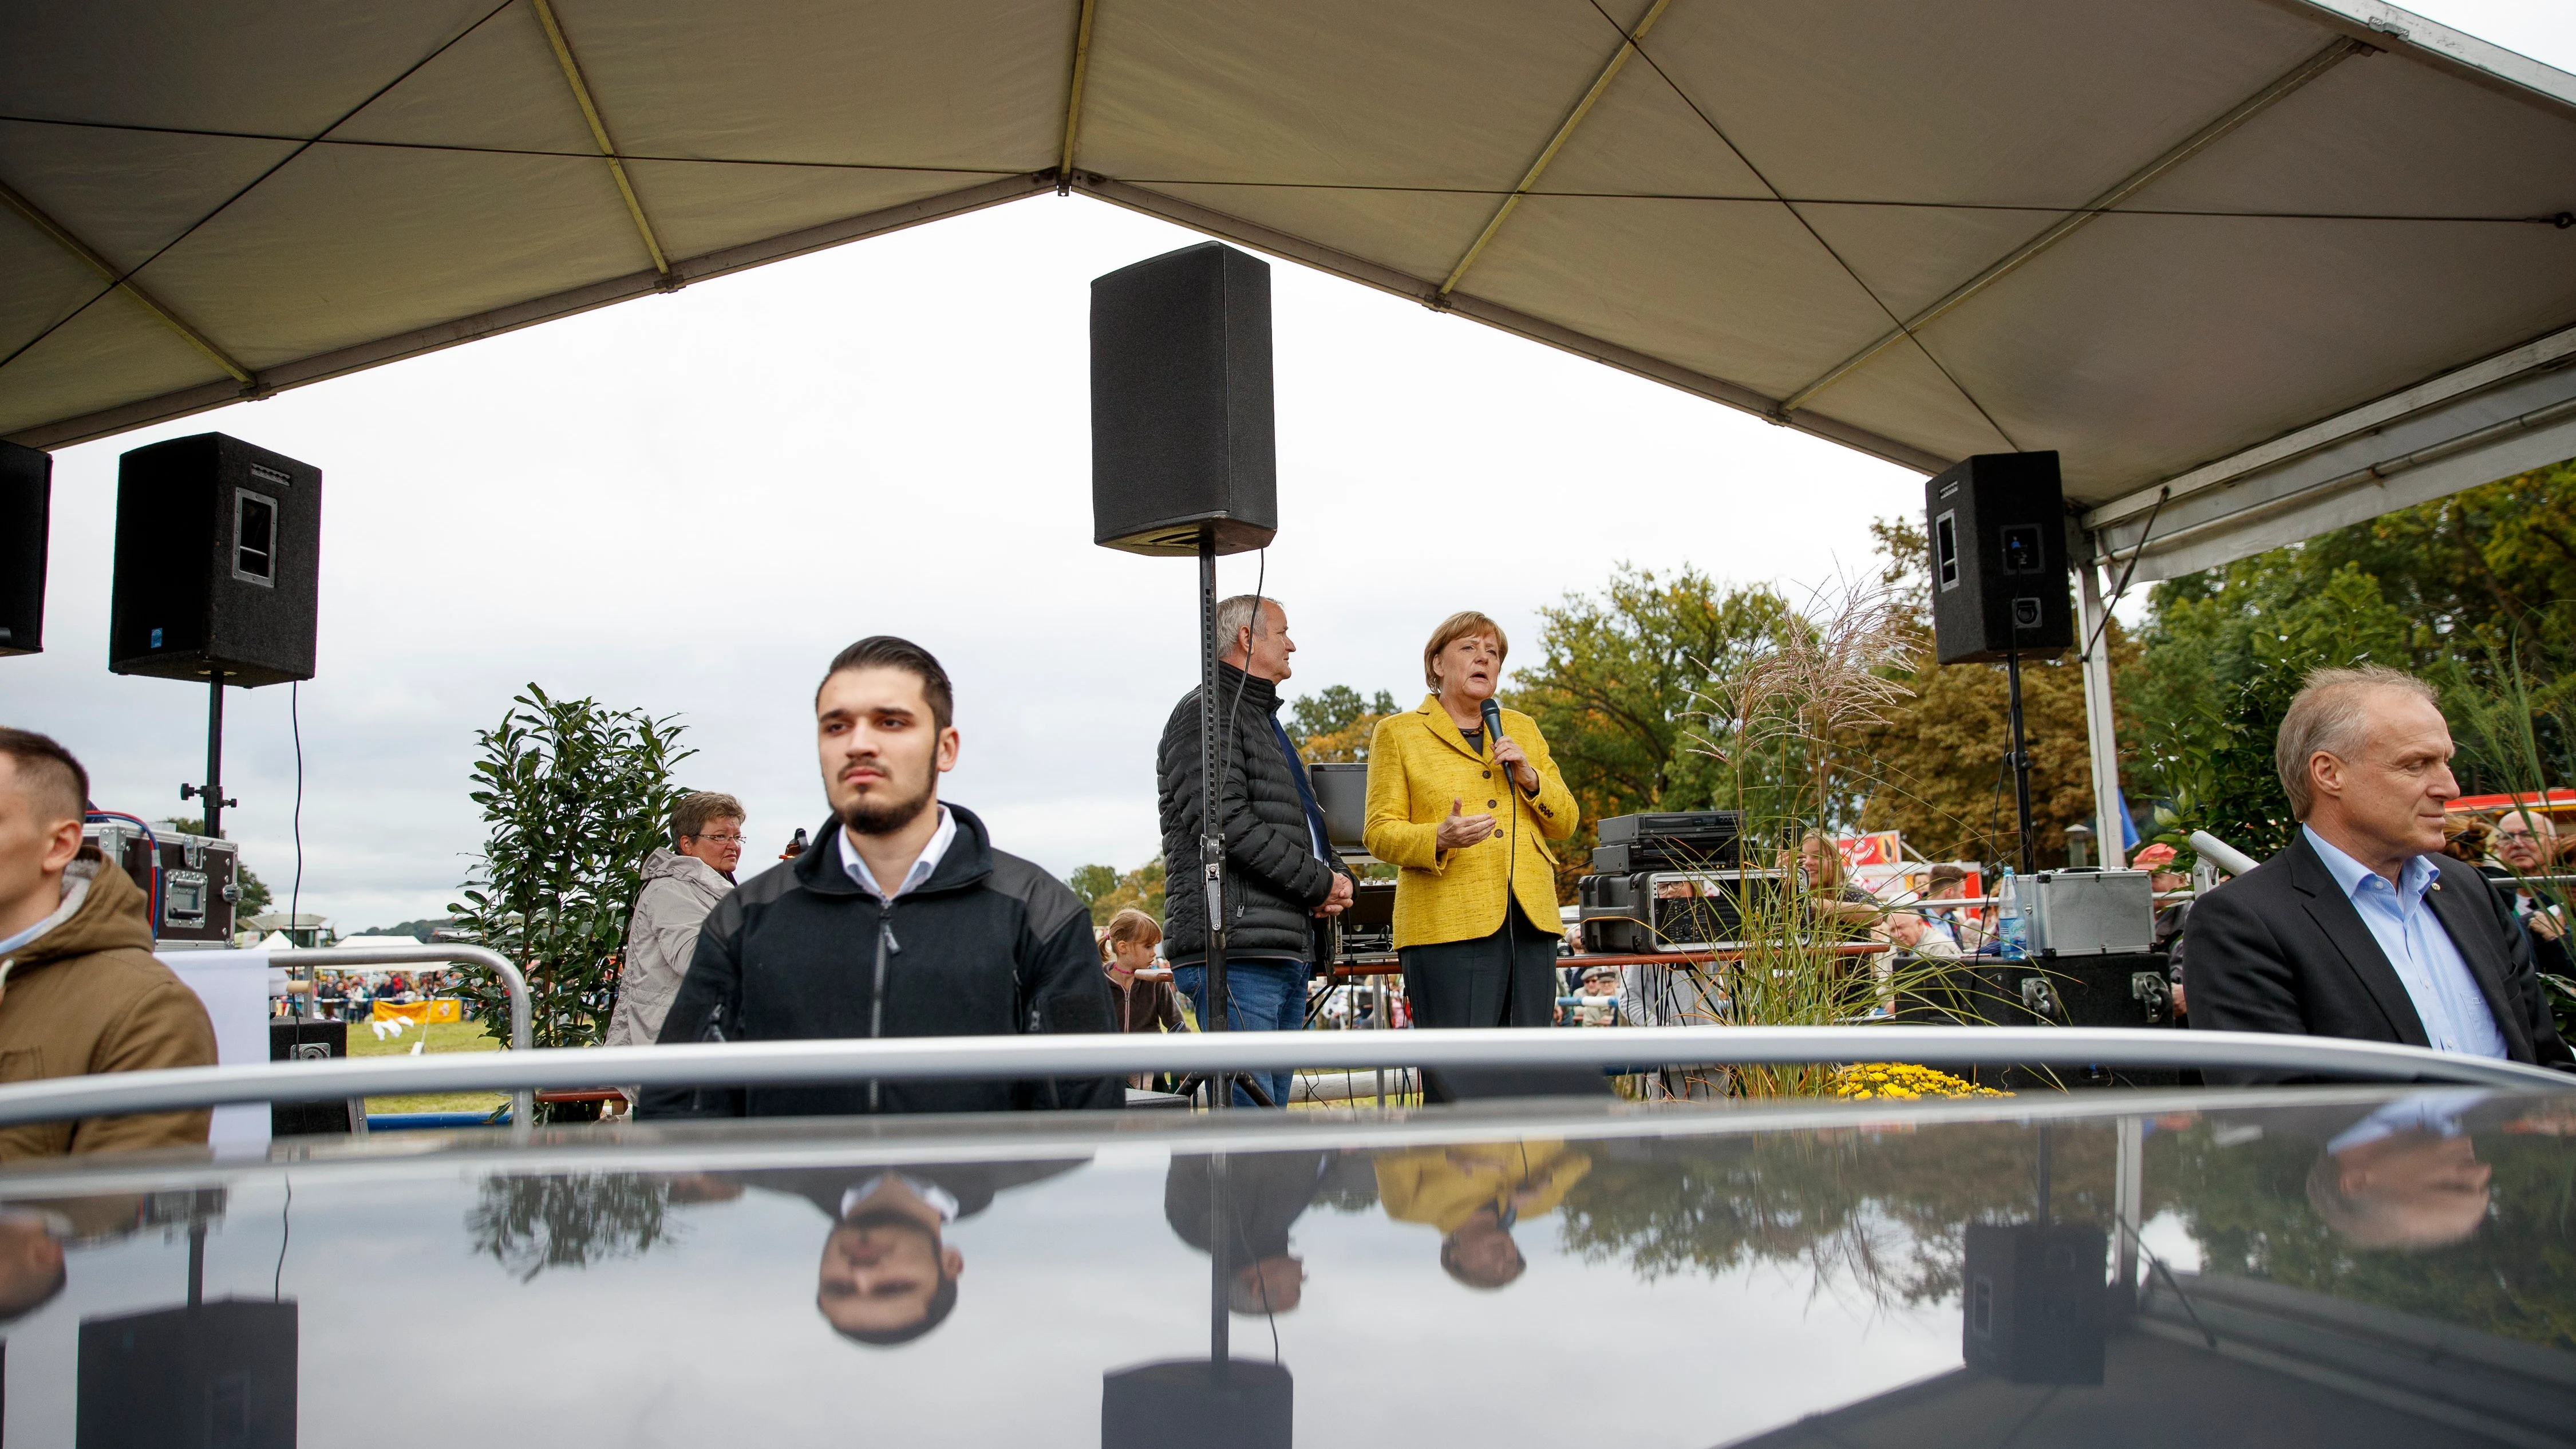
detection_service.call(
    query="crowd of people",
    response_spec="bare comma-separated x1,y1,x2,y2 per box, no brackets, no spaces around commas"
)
0,622,2570,1163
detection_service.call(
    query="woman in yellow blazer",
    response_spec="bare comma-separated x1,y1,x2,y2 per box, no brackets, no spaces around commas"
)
1364,611,1579,1035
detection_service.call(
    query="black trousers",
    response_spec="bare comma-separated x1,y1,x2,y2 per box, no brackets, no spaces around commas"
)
1400,906,1560,1031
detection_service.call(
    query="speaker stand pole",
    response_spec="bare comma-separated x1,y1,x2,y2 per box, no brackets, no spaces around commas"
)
2005,648,2036,876
1197,526,1232,1112
181,674,236,839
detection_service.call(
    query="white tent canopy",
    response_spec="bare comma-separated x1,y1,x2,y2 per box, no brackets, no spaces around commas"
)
7,0,2574,854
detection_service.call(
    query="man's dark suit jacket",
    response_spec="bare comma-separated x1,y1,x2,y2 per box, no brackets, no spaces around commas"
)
2183,830,2574,1081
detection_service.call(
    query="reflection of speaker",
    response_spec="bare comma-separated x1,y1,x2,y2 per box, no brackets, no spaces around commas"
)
78,1299,298,1448
1926,452,2073,665
1091,242,1277,557
1103,1360,1291,1449
109,433,322,687
1,441,48,657
1962,1222,2106,1384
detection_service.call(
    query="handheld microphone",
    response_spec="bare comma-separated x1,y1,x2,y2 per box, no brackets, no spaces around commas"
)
1481,697,1504,752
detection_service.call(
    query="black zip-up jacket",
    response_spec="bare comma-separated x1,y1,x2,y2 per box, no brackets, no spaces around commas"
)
638,804,1123,1118
1156,664,1353,966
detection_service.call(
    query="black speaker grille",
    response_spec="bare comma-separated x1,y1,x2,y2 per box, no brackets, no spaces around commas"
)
1925,451,2075,665
110,433,321,687
0,441,47,657
1091,242,1278,557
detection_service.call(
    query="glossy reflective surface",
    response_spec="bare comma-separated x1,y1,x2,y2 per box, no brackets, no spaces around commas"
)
3,1088,2573,1447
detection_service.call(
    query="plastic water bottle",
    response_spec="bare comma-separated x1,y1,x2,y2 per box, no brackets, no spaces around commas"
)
1994,871,2029,960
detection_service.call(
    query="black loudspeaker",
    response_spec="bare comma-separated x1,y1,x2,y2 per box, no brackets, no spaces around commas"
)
270,1018,356,1137
1091,242,1277,556
0,441,47,657
1103,1360,1292,1449
109,433,321,688
1962,1222,2107,1384
1926,451,2073,665
78,1298,298,1448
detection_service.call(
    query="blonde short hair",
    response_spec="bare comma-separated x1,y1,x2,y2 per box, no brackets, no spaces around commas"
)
2274,665,2439,820
1422,611,1509,689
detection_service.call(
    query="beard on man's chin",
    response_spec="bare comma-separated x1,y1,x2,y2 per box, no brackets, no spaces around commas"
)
840,772,937,838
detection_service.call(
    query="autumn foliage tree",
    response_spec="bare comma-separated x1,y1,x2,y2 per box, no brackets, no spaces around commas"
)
1853,519,2125,864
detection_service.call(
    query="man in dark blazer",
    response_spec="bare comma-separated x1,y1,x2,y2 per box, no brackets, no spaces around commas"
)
2185,665,2573,1081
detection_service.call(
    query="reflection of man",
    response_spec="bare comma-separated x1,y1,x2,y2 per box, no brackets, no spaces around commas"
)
0,1209,65,1322
0,1194,157,1326
2306,1094,2494,1250
1164,1152,1328,1314
1376,1142,1589,1290
2185,668,2573,1076
739,1162,1081,1346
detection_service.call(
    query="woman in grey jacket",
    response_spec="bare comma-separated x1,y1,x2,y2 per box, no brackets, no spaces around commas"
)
605,792,744,1051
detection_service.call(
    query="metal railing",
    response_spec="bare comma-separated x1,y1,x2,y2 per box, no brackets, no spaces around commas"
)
0,1026,2561,1130
270,944,533,1123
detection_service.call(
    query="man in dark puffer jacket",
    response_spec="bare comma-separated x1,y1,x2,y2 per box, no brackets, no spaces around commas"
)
642,637,1121,1119
1156,595,1355,1107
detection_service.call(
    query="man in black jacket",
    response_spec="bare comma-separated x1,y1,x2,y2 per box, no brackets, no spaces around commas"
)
1156,595,1354,1107
2185,665,2573,1081
641,636,1121,1118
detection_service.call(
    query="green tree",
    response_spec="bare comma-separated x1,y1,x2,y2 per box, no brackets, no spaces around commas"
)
2120,461,2576,859
1070,855,1167,929
1852,522,2122,864
1289,685,1400,762
2121,556,2411,858
448,686,691,1056
1069,863,1120,914
1504,564,1798,895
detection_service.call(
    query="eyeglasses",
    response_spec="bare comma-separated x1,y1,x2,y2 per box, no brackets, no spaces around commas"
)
689,833,748,846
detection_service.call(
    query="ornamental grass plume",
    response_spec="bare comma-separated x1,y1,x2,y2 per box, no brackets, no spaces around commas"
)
1630,575,1966,1098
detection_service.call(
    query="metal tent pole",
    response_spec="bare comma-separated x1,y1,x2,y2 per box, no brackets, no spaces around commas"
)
2075,558,2129,868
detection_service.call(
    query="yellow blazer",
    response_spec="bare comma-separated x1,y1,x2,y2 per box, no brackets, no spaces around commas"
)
1374,1142,1592,1234
1364,694,1579,950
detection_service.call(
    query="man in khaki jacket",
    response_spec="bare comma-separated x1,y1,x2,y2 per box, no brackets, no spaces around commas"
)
0,729,218,1159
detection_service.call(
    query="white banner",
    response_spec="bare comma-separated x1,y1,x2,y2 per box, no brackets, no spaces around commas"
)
158,948,275,1153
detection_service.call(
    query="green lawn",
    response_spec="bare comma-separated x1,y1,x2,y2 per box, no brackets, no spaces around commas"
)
347,1017,508,1117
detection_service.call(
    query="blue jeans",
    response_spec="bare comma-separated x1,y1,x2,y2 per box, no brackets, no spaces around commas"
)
1175,959,1309,1108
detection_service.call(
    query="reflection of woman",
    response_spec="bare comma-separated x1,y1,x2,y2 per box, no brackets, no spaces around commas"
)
1364,612,1579,1033
1374,1141,1590,1290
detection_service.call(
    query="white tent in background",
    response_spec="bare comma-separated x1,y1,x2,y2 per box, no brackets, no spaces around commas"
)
7,0,2574,852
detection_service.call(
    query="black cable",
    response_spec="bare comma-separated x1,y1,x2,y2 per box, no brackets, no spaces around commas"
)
2083,486,2170,659
0,0,519,376
272,1177,291,1300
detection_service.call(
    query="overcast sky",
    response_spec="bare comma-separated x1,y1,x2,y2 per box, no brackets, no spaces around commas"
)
9,0,2568,932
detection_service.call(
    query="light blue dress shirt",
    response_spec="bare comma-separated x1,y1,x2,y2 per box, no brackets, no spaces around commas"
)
2302,826,2508,1059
